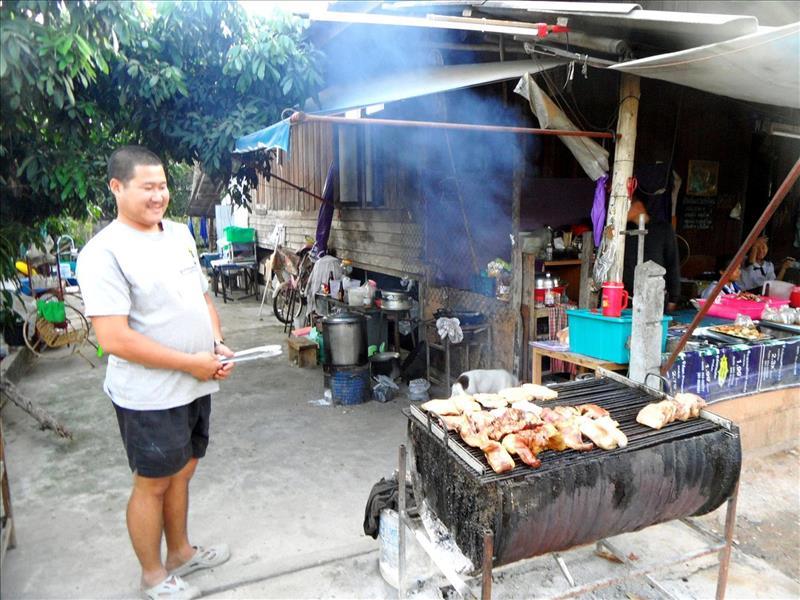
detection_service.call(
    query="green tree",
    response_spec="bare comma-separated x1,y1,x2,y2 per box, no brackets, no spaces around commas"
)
1,0,322,284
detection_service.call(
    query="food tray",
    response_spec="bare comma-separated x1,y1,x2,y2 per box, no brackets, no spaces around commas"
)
707,324,771,341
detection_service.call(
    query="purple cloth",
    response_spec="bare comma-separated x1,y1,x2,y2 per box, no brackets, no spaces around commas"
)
591,174,609,248
314,162,336,256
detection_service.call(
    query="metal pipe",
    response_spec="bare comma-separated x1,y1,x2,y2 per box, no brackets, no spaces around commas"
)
543,544,724,600
715,482,740,600
481,529,493,600
597,539,679,600
398,444,407,600
291,112,615,139
661,156,800,375
266,171,327,203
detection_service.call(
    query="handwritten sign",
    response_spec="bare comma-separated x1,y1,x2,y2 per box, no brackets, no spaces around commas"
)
681,196,716,230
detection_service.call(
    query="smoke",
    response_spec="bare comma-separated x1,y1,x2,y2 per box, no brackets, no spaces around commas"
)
322,24,531,288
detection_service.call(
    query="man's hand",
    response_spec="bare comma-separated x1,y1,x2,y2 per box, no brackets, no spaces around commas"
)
666,302,678,313
187,351,224,381
214,342,235,381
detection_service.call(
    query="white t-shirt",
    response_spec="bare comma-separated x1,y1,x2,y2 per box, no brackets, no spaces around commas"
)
76,219,219,410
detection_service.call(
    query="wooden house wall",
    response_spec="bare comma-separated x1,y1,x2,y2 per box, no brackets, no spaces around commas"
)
249,121,427,277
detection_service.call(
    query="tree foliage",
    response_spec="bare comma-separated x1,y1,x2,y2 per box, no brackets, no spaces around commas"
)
0,0,323,283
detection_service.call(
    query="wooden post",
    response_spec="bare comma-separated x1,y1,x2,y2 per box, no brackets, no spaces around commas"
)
511,140,525,379
606,74,641,283
578,230,596,309
629,261,665,384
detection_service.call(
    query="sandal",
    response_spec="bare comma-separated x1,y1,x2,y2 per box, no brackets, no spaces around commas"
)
142,574,199,600
171,544,231,578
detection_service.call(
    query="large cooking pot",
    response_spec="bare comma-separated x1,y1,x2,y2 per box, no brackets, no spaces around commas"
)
322,312,367,366
381,289,412,311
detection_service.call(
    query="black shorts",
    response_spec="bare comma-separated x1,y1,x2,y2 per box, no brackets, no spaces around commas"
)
113,395,211,478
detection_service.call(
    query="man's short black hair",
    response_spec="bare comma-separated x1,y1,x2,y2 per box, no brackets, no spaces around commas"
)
108,145,162,184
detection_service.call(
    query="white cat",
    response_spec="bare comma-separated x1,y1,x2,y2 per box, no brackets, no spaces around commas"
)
451,369,518,396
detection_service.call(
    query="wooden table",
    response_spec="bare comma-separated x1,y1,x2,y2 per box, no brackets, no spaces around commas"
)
530,343,627,384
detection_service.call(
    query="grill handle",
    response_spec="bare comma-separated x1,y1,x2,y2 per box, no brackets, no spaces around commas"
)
426,411,450,451
645,372,671,395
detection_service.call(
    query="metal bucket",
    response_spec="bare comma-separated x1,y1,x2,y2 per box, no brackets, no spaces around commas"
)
323,312,367,366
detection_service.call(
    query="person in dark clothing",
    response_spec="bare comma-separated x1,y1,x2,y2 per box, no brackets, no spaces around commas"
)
622,195,681,312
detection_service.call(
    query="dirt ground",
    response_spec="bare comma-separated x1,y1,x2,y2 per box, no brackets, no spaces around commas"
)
1,296,798,599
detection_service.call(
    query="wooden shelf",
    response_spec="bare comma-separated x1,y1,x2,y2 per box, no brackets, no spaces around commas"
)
544,259,582,267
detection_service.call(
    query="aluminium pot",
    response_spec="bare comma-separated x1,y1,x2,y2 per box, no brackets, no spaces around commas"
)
322,312,368,366
369,351,401,380
381,289,412,311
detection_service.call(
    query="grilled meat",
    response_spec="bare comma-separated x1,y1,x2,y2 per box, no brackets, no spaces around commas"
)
510,400,543,417
580,416,628,450
420,398,460,416
637,394,705,429
578,403,610,419
636,400,678,430
521,383,559,401
502,433,542,468
473,393,508,409
673,393,706,421
481,440,516,473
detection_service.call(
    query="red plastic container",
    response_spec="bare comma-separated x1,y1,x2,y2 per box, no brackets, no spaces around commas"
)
601,281,629,317
533,286,565,305
791,287,800,308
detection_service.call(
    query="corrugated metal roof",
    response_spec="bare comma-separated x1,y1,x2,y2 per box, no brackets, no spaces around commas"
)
379,1,760,48
610,21,800,109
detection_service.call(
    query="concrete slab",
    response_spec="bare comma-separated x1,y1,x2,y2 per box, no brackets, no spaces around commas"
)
1,296,798,599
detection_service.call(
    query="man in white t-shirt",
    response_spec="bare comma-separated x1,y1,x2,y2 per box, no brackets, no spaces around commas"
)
77,146,234,600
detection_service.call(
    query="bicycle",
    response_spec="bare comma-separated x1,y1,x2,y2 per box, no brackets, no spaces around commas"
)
269,245,314,326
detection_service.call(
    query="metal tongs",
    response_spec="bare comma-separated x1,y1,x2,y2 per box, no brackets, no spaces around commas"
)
218,344,282,364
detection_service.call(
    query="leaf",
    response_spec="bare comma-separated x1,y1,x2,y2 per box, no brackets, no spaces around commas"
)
57,35,73,56
74,34,92,60
95,52,109,75
16,155,35,177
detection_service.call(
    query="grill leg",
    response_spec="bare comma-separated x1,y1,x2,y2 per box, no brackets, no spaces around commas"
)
481,529,493,600
715,482,739,600
553,552,575,587
398,445,407,600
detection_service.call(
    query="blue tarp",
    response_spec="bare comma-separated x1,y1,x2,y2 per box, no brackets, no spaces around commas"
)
233,117,291,154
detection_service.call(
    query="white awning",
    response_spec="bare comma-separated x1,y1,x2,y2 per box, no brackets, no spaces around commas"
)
609,22,800,109
304,58,564,114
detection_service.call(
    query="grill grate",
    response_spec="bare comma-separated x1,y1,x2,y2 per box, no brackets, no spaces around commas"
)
409,377,729,484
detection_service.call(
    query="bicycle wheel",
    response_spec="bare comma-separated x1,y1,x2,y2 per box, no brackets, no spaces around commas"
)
273,285,304,324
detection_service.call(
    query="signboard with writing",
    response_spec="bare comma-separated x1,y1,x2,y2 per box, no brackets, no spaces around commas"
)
665,338,800,403
681,195,716,230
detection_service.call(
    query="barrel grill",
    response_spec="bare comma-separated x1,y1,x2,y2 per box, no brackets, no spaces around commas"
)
407,376,742,569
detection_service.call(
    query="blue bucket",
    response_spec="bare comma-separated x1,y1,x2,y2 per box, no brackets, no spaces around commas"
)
331,365,371,406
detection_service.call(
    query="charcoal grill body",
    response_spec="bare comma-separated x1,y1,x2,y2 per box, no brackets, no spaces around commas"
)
408,379,741,569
